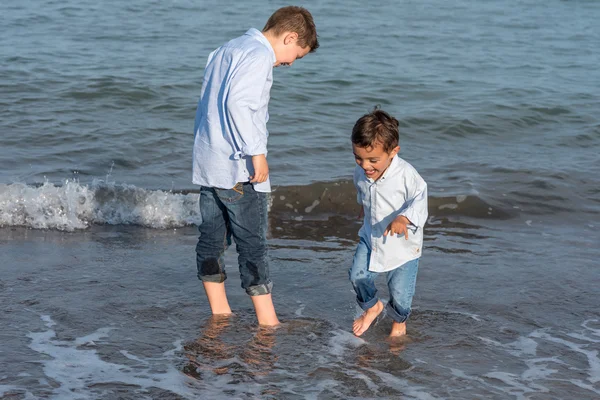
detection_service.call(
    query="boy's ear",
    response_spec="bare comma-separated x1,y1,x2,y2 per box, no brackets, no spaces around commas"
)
390,146,400,157
283,32,299,45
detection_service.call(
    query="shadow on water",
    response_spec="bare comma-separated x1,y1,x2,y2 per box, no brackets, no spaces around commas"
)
269,213,489,256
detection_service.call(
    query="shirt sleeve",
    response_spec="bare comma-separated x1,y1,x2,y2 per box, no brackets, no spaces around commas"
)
194,50,217,137
225,53,271,157
400,171,428,229
354,167,363,205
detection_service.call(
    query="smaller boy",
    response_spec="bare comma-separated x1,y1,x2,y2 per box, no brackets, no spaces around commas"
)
349,108,428,338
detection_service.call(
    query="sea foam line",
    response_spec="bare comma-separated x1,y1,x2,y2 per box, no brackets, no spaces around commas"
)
26,315,195,399
0,181,200,231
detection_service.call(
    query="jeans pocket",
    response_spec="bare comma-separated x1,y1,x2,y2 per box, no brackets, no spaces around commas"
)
216,182,244,203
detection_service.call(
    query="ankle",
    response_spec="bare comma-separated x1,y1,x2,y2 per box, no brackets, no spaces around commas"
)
389,321,406,337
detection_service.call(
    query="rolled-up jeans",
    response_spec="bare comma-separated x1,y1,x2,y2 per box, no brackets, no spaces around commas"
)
196,182,272,296
348,236,419,323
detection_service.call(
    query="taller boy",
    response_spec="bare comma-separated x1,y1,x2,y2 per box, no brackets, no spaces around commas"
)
192,7,319,326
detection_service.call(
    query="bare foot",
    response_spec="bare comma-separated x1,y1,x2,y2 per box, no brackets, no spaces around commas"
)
353,301,384,336
389,321,406,338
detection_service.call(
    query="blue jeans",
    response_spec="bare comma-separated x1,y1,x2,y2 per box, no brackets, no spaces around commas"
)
196,182,272,296
348,237,419,323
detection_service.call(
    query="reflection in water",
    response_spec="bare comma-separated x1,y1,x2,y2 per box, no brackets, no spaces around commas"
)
182,315,235,379
239,326,278,377
182,315,278,381
178,316,423,398
386,335,413,356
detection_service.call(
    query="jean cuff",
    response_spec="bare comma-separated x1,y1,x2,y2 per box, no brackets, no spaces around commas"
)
246,281,273,296
198,272,227,284
386,302,410,323
358,296,379,312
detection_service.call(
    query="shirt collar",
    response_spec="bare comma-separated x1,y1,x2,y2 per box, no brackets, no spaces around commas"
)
244,28,276,65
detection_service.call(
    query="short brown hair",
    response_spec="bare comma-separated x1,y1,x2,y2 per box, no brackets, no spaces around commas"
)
352,108,400,153
263,6,319,52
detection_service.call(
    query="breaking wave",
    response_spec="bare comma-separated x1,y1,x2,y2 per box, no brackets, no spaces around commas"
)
0,179,519,231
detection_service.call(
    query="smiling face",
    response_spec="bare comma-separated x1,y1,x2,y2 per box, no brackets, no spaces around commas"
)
353,142,399,181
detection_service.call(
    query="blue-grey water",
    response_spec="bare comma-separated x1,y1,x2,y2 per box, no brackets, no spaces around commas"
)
1,0,600,399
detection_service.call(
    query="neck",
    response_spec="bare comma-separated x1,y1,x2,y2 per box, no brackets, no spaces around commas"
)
262,30,278,49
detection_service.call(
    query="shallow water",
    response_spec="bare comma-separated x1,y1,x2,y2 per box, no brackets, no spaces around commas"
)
1,0,600,398
1,217,599,399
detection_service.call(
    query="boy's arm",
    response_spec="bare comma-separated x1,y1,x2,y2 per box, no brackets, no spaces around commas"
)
400,174,428,230
194,50,217,137
384,174,428,239
226,54,272,159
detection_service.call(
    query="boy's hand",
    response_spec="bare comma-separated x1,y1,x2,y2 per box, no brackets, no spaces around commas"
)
249,154,269,183
384,215,411,240
358,207,364,220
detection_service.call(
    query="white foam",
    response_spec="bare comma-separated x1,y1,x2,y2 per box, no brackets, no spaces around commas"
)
453,310,482,321
476,321,600,396
294,301,306,317
0,181,201,231
522,357,561,382
438,203,458,210
482,371,539,395
304,200,320,213
530,329,600,384
583,319,600,337
447,366,548,400
479,336,538,357
328,329,365,357
366,368,438,400
27,315,196,399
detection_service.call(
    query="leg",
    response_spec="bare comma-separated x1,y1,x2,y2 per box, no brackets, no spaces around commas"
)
196,187,232,315
386,258,419,337
348,237,383,336
202,282,231,315
217,183,279,326
250,293,279,326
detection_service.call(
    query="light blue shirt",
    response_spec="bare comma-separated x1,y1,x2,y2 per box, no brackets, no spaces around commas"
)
354,156,428,272
193,28,276,192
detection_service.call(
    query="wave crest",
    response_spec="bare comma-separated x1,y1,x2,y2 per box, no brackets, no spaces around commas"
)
0,180,517,231
0,181,200,231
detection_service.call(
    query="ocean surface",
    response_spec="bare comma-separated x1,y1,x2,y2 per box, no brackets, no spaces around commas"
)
1,0,599,398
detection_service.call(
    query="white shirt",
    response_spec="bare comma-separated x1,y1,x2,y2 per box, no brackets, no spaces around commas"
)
354,156,428,272
192,28,276,192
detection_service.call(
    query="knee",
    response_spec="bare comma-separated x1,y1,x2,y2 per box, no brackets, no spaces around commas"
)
348,268,368,286
196,255,227,283
198,257,221,275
